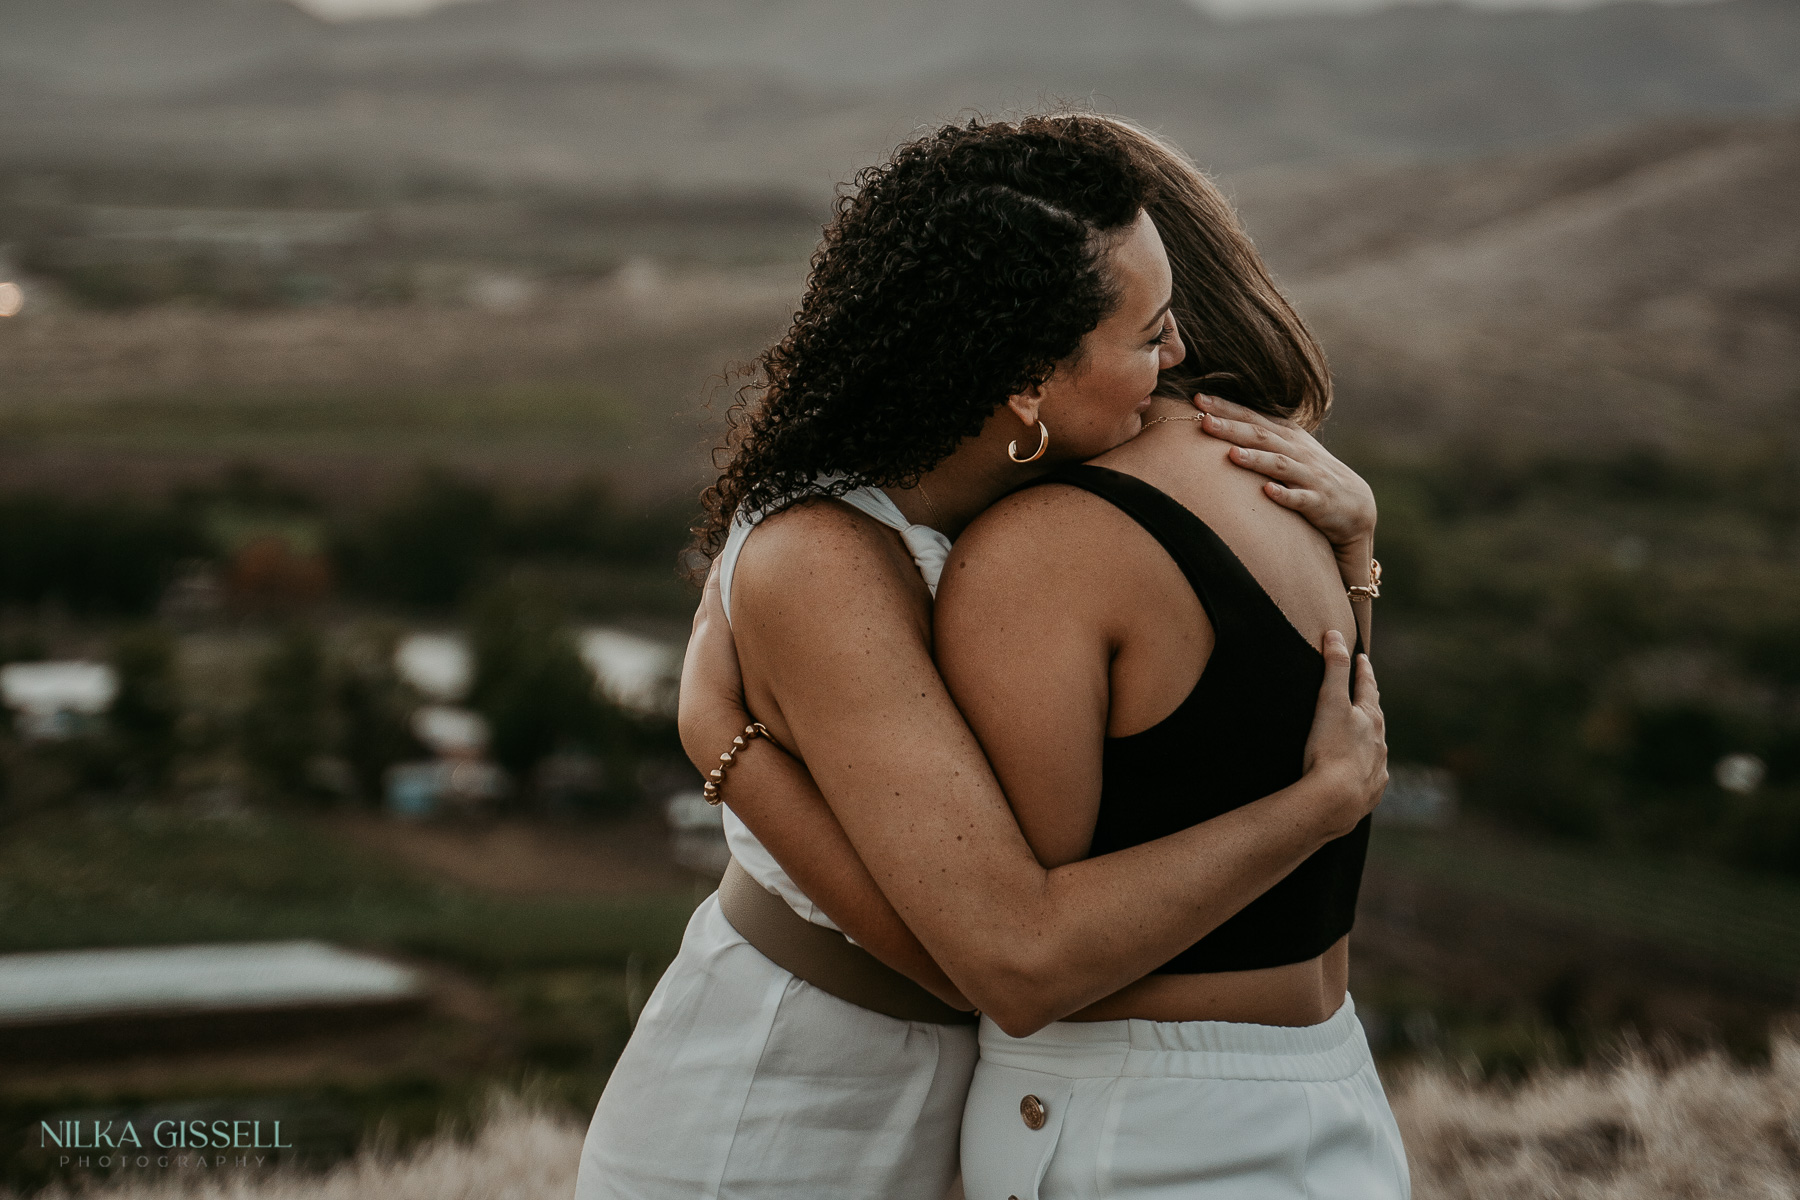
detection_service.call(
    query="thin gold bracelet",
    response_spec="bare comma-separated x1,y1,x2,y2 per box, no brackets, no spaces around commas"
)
1348,558,1382,602
702,722,771,806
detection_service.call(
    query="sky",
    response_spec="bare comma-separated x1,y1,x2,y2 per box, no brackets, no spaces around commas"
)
288,0,1714,21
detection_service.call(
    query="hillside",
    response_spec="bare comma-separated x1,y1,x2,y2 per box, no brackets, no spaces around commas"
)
0,116,1791,495
1231,117,1800,452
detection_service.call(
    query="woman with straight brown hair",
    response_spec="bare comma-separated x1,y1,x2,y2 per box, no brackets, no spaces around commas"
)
944,117,1408,1198
588,113,1393,1199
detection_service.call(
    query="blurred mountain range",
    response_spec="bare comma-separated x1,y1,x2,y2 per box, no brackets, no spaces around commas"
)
1,0,1797,191
1236,116,1800,452
1,114,1789,495
0,0,1795,476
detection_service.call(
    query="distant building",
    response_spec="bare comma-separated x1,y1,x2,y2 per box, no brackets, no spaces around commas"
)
410,704,489,757
380,624,682,819
384,760,510,819
394,633,473,703
395,626,682,717
579,628,681,718
0,661,119,741
0,941,421,1054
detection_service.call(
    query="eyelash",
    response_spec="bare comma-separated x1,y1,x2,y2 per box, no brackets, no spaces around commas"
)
1148,327,1172,347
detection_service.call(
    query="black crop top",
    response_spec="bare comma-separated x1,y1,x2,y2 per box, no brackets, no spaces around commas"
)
1027,464,1370,974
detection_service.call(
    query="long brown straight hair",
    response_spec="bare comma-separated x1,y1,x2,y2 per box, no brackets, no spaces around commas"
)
1105,117,1333,431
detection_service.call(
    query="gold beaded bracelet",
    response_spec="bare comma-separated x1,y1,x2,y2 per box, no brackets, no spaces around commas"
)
1348,558,1382,602
702,722,771,806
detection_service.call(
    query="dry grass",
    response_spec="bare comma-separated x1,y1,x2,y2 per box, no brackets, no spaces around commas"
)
0,267,800,501
20,1041,1800,1199
1393,1037,1800,1198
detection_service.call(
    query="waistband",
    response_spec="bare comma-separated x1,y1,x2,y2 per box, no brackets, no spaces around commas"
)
978,995,1369,1083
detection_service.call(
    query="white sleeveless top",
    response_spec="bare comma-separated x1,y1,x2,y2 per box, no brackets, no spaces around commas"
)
715,486,951,931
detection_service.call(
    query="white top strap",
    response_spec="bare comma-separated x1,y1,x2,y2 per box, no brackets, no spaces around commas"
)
718,485,951,620
833,487,952,596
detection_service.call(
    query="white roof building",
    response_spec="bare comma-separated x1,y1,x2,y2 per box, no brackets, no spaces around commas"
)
0,660,120,740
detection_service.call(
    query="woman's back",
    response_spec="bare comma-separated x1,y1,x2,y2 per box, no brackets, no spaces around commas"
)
934,405,1367,1026
1090,415,1356,741
1030,458,1369,973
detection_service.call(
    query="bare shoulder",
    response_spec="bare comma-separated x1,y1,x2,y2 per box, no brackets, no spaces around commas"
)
1093,422,1242,498
733,497,929,630
1100,424,1326,547
739,495,909,564
938,481,1178,632
946,483,1128,587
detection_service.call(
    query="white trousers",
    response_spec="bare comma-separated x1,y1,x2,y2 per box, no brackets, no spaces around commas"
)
575,894,979,1200
960,997,1410,1200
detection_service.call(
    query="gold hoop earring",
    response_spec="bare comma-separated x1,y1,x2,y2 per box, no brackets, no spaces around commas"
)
1008,420,1049,464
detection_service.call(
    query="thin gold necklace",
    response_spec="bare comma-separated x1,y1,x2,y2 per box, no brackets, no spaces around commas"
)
1141,413,1206,430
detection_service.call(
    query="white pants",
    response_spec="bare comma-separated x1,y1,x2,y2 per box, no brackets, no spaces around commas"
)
960,997,1409,1200
575,894,979,1199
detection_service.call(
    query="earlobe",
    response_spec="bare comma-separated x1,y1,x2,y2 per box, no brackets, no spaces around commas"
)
1005,388,1044,427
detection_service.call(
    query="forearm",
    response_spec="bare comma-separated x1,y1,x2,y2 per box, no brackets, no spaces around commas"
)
716,699,1355,1034
926,772,1349,1035
717,741,971,1010
703,696,1338,1030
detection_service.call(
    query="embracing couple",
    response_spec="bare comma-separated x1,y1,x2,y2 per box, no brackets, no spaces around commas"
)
576,113,1408,1199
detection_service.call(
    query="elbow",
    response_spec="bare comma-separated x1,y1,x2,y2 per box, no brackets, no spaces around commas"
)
676,703,729,778
959,946,1068,1039
980,1000,1058,1040
675,704,701,766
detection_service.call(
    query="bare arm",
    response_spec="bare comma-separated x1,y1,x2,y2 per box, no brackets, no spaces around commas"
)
678,561,969,1009
710,502,1385,1036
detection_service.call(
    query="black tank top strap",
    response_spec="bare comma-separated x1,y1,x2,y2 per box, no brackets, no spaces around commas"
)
1020,463,1293,652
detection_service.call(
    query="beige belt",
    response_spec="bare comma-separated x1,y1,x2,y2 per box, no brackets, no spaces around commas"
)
717,857,977,1026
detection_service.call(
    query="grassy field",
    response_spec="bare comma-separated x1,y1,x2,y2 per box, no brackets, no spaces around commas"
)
0,272,799,502
1370,825,1800,984
0,804,697,1196
0,386,639,456
4,804,1798,1194
1352,822,1800,1078
0,804,695,969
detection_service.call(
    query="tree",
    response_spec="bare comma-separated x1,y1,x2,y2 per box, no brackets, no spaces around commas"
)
108,625,182,790
241,628,328,796
467,583,621,791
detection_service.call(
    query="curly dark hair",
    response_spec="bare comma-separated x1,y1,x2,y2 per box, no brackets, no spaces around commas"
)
693,114,1154,560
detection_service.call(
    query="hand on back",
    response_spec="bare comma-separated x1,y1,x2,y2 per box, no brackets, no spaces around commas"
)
1301,629,1388,839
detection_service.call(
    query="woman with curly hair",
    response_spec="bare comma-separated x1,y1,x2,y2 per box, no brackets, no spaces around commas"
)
575,114,1395,1199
